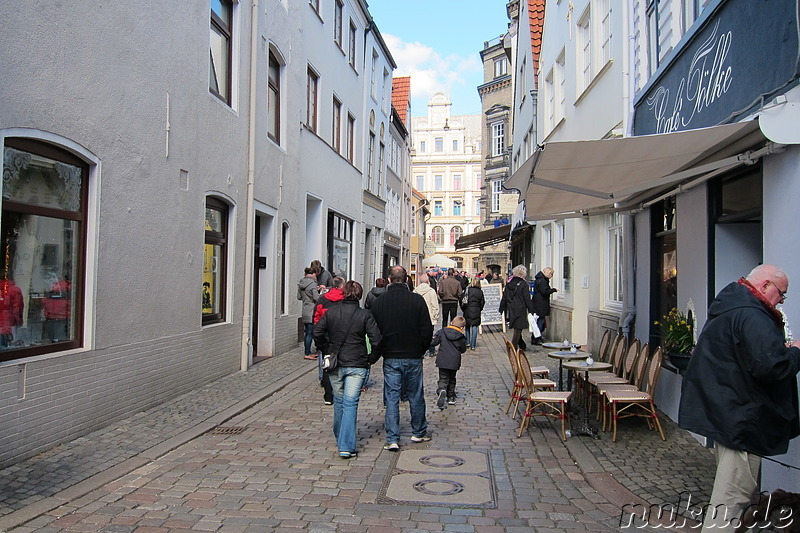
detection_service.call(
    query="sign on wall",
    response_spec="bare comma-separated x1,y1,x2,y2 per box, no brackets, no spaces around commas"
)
633,0,800,135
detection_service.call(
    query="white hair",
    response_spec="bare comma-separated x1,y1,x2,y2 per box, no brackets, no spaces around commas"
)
511,265,527,278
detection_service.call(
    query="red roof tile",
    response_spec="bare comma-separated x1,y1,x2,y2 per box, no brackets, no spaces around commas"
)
529,0,545,89
392,76,411,126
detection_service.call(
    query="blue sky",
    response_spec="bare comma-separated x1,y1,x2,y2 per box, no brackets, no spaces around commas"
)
367,0,510,117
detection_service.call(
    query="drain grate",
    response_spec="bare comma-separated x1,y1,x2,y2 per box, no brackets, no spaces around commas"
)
209,426,247,435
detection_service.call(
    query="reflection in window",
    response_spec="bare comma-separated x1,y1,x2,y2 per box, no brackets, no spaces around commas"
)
431,226,444,246
1,140,87,360
268,51,281,143
450,226,463,246
210,0,232,104
204,197,228,324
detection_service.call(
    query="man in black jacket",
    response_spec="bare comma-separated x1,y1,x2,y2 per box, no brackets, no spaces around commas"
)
679,264,800,531
370,265,434,451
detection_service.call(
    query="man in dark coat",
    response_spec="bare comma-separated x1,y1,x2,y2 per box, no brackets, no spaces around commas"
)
370,265,434,451
679,264,800,530
498,265,536,350
532,267,557,344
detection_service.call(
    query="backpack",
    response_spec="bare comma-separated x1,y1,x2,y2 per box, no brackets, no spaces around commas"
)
461,287,470,306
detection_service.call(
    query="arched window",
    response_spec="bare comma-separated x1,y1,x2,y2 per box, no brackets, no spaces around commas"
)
450,226,463,246
1,138,89,360
431,226,444,246
203,197,229,325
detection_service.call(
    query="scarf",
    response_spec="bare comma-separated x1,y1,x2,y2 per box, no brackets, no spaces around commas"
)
738,277,785,328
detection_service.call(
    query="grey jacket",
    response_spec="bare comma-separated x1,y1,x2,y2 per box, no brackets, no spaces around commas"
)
297,276,319,323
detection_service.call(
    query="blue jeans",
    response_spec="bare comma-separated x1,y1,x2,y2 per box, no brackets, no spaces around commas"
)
467,325,478,348
303,322,314,355
383,358,427,444
328,367,369,453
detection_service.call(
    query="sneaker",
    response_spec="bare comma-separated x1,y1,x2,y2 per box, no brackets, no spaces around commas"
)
436,390,447,410
324,401,333,405
383,442,400,451
410,434,432,443
447,398,456,405
339,451,357,459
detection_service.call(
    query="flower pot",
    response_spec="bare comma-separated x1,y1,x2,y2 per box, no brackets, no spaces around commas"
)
667,352,692,374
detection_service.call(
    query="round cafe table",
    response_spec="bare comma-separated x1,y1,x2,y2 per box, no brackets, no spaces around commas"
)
547,350,589,391
542,341,575,349
562,360,611,439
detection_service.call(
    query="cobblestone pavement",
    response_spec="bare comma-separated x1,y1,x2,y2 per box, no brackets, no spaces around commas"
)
0,329,715,532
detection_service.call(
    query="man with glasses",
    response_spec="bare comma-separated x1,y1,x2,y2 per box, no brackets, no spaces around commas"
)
679,264,800,532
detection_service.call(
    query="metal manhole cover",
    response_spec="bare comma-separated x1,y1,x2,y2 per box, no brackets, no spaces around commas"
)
210,426,247,435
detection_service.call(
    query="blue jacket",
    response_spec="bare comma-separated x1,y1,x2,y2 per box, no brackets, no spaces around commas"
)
432,325,467,370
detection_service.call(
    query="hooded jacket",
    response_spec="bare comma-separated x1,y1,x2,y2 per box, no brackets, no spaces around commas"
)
364,286,386,309
370,283,433,358
297,276,319,323
414,282,440,326
314,287,344,324
431,325,467,370
679,281,800,456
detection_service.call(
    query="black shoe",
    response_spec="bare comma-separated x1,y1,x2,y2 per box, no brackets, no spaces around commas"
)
533,337,543,345
519,339,527,350
437,390,447,410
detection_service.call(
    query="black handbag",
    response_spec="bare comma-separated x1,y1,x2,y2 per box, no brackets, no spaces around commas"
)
322,308,357,373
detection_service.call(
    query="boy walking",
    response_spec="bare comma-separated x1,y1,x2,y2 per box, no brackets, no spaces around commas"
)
431,316,468,409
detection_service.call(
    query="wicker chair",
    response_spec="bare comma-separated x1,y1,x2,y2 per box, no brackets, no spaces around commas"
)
596,343,650,427
517,349,572,440
603,347,666,442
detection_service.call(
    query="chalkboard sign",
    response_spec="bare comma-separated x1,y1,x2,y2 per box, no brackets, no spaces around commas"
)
480,284,506,333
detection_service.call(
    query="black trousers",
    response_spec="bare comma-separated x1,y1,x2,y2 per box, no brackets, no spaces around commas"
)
437,368,457,400
441,302,458,328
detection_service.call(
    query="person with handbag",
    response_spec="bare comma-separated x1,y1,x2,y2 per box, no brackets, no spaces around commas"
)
498,265,537,350
313,281,382,459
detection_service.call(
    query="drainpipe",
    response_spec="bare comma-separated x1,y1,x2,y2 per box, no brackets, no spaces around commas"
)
240,0,259,371
620,213,636,339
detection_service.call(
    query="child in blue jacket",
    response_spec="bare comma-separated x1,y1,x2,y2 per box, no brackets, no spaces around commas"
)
431,315,468,409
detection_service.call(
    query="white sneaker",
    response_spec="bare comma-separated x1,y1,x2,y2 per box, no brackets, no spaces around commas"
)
383,442,399,451
410,434,432,443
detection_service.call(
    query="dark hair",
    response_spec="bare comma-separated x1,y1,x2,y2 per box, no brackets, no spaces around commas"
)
388,265,407,284
447,268,455,275
375,278,387,288
343,280,363,300
332,276,346,288
304,267,316,276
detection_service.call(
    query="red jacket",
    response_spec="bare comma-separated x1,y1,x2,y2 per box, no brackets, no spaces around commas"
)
0,280,24,335
313,287,344,324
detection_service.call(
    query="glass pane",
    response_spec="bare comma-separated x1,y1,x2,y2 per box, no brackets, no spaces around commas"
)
203,242,221,316
205,206,223,233
210,0,229,25
209,25,228,99
1,211,79,350
332,239,350,279
3,147,82,211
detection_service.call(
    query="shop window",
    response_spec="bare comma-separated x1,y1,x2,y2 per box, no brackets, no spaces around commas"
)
203,197,229,325
1,139,88,360
651,196,677,349
328,213,352,279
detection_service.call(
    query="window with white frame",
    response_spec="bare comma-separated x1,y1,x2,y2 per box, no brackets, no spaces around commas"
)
450,226,463,247
334,0,343,48
332,96,341,152
545,68,555,130
518,58,527,104
491,179,502,213
647,0,660,76
377,142,385,193
452,174,462,190
209,0,233,105
346,113,355,163
348,20,357,68
556,49,566,121
543,226,552,272
434,201,443,216
599,0,612,66
420,140,426,153
431,225,444,245
435,137,444,152
577,7,592,93
475,173,482,189
452,199,462,216
557,222,566,293
434,175,443,191
452,139,458,151
491,122,505,157
416,175,424,190
494,57,508,77
267,51,281,143
204,196,230,325
306,66,318,133
366,132,375,190
370,49,378,99
607,213,623,305
475,198,481,216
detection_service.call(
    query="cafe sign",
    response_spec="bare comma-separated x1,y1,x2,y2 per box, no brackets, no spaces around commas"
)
633,0,800,136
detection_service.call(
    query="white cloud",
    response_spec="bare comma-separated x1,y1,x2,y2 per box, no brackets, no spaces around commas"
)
383,33,482,115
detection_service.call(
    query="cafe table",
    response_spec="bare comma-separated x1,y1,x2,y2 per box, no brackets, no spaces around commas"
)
547,350,589,391
542,341,575,349
562,360,612,439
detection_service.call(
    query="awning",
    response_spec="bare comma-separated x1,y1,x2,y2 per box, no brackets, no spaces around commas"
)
505,119,771,220
455,224,511,251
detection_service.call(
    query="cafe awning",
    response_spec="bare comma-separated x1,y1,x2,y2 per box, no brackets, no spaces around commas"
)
505,119,773,220
454,224,512,251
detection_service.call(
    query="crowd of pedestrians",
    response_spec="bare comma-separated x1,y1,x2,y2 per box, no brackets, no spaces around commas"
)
297,262,538,459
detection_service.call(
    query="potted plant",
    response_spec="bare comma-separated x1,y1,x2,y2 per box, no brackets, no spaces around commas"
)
655,307,695,374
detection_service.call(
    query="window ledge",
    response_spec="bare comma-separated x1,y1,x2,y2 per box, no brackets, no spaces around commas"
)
574,60,614,106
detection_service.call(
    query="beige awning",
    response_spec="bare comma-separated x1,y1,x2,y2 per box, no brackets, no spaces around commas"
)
506,119,769,220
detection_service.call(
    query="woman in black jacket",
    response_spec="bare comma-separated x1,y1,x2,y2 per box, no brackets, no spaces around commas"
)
499,265,536,350
313,281,382,458
460,277,485,350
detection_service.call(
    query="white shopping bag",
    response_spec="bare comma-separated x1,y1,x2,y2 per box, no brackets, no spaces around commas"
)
528,313,541,337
